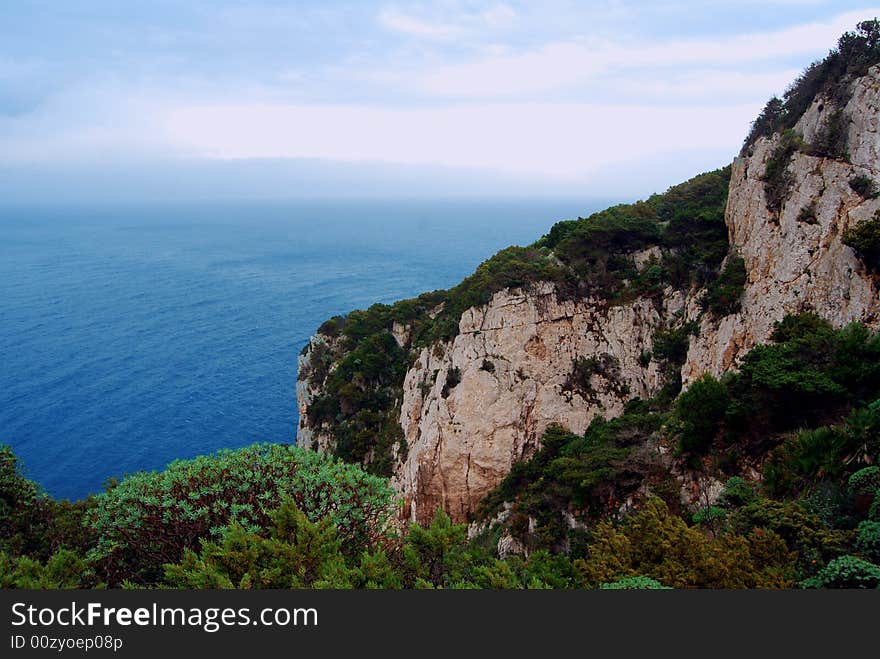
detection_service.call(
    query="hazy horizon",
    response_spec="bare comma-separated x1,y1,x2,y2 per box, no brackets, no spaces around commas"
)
3,1,879,202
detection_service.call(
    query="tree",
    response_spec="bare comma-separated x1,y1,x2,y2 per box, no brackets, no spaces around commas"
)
163,501,355,589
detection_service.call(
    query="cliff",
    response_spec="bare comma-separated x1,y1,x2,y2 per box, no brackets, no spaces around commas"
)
298,45,880,526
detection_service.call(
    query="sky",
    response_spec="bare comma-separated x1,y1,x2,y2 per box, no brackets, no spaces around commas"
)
1,1,879,202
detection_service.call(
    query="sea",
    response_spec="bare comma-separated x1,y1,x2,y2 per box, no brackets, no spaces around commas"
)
0,198,608,500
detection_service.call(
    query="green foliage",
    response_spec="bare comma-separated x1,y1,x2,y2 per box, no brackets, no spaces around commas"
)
0,445,95,561
719,477,759,508
563,354,622,400
801,555,880,589
855,521,880,562
0,549,90,589
763,405,880,497
743,20,880,154
441,367,462,398
675,375,730,455
728,498,851,571
402,508,468,588
842,212,880,271
86,444,395,585
162,501,356,588
797,202,818,224
728,317,880,442
600,575,671,589
480,359,495,373
849,466,880,496
701,256,747,317
849,174,880,199
761,129,802,215
651,321,699,396
478,400,667,549
575,498,796,588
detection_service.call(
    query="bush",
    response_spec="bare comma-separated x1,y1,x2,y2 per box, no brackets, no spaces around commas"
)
441,367,462,398
855,521,880,562
701,255,747,317
600,575,671,589
575,498,795,588
849,174,879,199
843,212,880,271
801,555,880,588
163,501,356,588
797,203,818,224
761,130,802,215
764,406,880,496
0,445,95,561
0,549,90,589
402,508,468,588
675,375,729,455
87,443,396,585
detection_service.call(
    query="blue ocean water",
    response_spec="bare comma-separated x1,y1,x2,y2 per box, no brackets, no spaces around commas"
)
0,198,606,500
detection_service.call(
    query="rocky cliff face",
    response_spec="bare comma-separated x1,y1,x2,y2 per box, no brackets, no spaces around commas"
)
684,69,880,383
298,65,880,525
392,283,681,524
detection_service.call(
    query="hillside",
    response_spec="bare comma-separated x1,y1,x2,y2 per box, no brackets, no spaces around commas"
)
3,21,880,590
298,21,880,530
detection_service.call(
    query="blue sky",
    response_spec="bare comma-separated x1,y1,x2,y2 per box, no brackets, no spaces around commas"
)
1,1,879,201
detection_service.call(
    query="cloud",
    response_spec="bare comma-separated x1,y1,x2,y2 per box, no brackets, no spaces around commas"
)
378,3,517,40
406,8,880,97
161,100,760,180
378,9,462,39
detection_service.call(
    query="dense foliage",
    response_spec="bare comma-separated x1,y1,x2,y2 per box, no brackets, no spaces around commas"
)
85,444,395,585
3,313,879,589
469,315,880,586
843,211,880,271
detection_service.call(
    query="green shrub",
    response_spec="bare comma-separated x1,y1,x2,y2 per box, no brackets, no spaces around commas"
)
809,109,849,160
600,575,671,589
843,212,880,271
761,129,802,215
743,20,880,153
87,443,396,585
854,521,880,562
849,174,879,199
801,555,880,588
402,509,468,588
0,549,90,589
764,406,880,497
797,203,818,224
575,498,795,588
719,477,759,508
480,360,495,373
0,445,95,561
849,466,880,496
701,255,747,317
675,374,729,455
441,367,462,398
163,501,356,588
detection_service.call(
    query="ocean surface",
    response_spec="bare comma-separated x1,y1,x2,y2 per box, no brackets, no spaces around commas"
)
0,198,608,500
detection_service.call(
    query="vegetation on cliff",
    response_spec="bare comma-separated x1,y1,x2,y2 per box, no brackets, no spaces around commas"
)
743,19,880,154
303,165,734,475
469,315,880,587
5,22,880,590
746,21,880,216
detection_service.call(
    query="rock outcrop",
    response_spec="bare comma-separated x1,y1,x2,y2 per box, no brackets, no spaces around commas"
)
298,64,880,525
683,71,880,383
